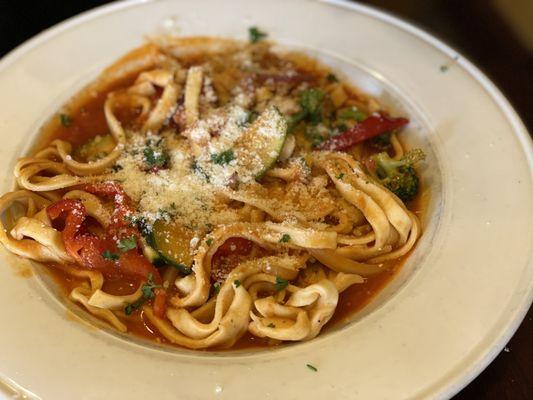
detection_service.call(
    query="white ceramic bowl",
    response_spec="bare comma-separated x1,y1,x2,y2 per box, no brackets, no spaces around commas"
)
0,1,531,399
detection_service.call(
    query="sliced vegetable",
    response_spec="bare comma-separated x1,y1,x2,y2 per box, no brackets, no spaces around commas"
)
316,114,409,151
148,219,194,274
233,106,288,179
141,237,165,266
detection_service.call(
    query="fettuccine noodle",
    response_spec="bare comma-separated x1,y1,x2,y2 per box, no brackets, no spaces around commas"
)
0,35,423,350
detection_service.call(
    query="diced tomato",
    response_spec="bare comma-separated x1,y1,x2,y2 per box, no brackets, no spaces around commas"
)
316,114,409,151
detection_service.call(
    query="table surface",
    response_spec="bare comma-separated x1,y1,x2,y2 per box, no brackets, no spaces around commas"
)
0,1,531,399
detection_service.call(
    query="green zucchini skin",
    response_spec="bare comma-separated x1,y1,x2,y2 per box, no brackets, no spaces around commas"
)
236,106,288,180
146,223,193,275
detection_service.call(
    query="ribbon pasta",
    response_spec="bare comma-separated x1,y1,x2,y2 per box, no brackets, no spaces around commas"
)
0,36,423,350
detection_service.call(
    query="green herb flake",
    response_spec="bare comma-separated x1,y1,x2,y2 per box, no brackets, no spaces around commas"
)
124,298,144,315
336,173,344,180
338,107,367,122
211,149,235,165
59,113,72,127
213,282,221,295
117,236,137,252
140,272,161,300
144,147,169,168
141,284,156,299
102,250,119,261
300,88,325,125
326,73,338,82
306,364,318,372
206,238,214,246
440,64,449,73
249,26,267,43
234,279,241,288
279,234,291,243
274,277,288,292
191,160,210,182
124,304,134,315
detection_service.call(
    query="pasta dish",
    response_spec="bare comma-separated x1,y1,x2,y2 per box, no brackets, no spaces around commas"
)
0,32,425,350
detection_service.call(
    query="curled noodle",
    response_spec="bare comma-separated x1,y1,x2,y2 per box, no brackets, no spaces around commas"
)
0,36,424,350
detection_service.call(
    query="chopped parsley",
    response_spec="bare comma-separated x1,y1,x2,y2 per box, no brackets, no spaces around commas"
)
338,107,367,122
213,282,221,295
233,279,241,288
141,273,160,299
279,234,291,243
124,299,144,315
59,113,72,127
191,159,210,182
274,277,288,292
326,73,338,82
249,26,267,43
144,147,169,169
102,250,119,261
211,149,235,165
124,273,161,315
300,88,325,125
306,364,318,372
336,173,344,180
288,88,326,133
206,238,214,246
117,236,137,252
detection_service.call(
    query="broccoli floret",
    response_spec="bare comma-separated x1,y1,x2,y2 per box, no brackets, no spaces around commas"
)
371,149,425,201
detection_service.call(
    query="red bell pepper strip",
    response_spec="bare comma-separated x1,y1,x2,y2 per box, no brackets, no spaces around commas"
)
47,199,107,268
316,114,409,151
83,181,133,227
118,250,161,282
153,288,167,318
49,183,167,316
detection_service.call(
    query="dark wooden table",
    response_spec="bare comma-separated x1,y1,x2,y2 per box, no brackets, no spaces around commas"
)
0,1,531,398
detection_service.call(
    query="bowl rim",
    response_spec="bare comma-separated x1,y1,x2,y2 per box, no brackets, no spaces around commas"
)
0,1,531,399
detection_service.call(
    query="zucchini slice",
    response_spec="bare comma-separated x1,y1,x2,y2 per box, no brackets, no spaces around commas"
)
141,237,165,267
148,219,194,274
234,106,288,179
